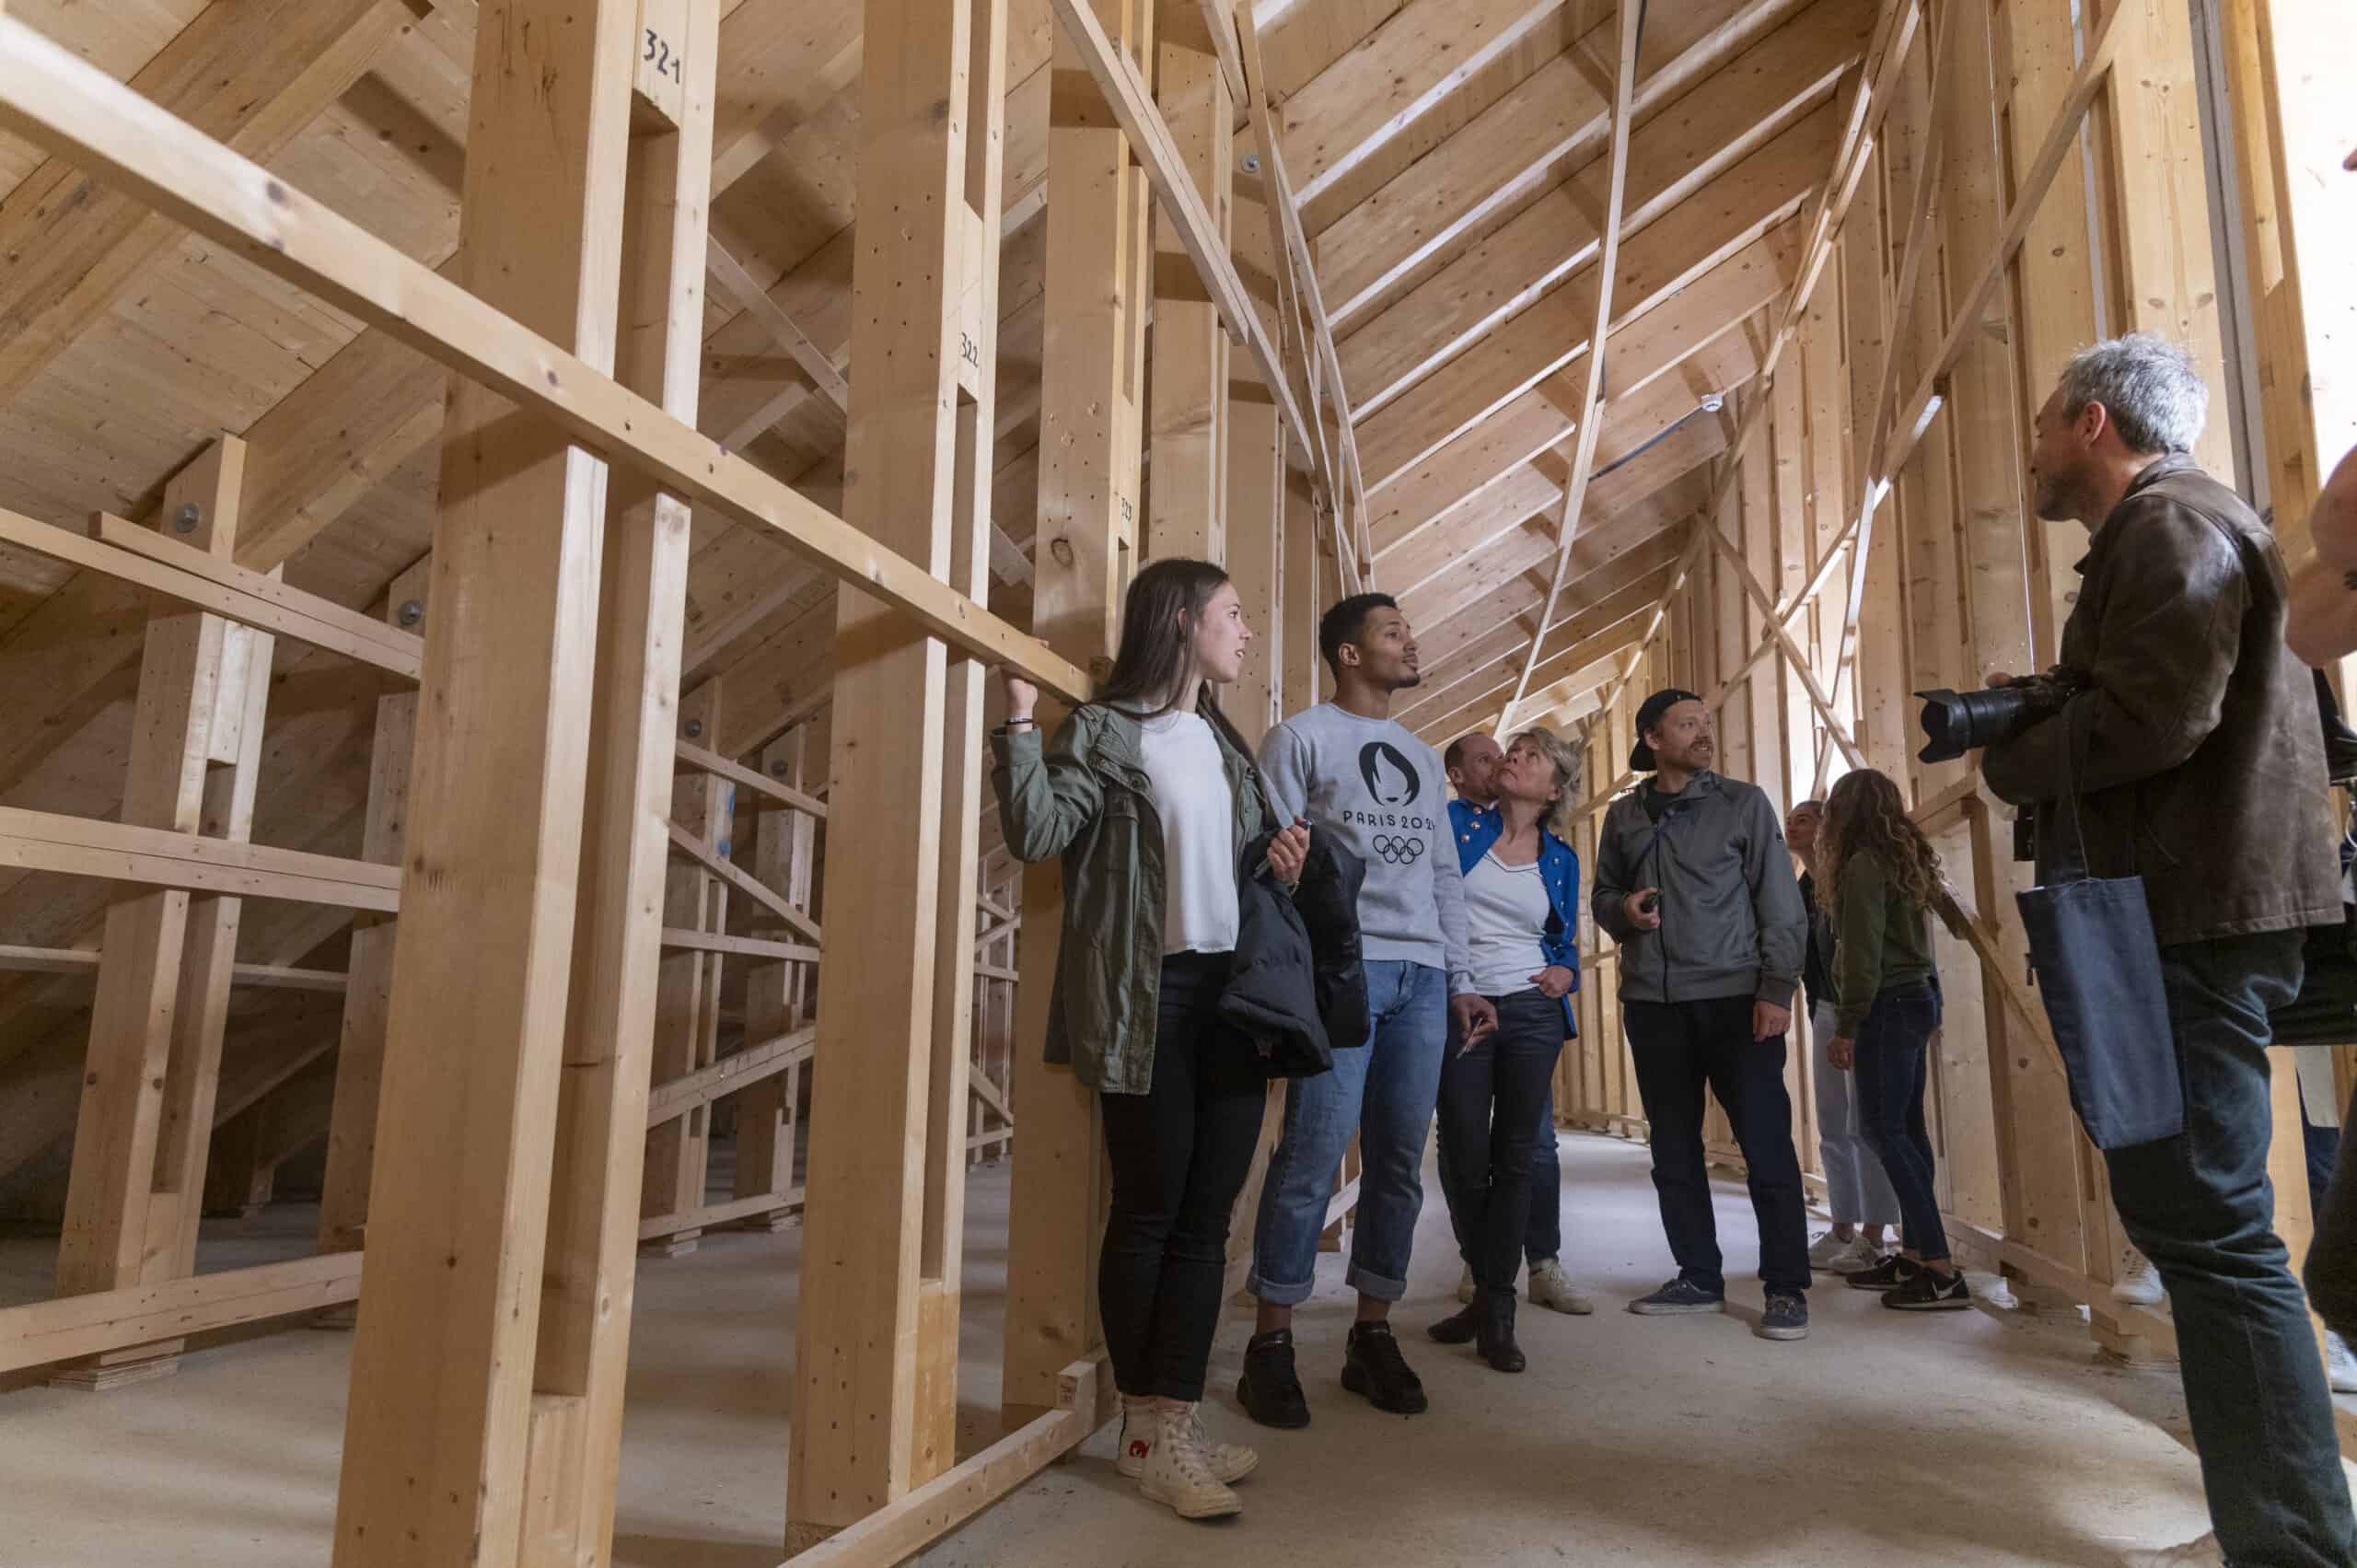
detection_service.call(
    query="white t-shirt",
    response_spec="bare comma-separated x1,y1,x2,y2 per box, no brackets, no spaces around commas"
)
1463,850,1550,997
1139,711,1239,955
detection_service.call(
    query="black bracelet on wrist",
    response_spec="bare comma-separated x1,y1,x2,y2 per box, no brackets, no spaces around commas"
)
1004,717,1037,730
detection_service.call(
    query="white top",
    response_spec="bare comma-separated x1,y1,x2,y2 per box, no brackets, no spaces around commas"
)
1462,850,1550,997
1139,711,1239,956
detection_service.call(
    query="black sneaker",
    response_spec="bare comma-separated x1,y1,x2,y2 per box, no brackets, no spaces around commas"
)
1756,1291,1809,1341
1845,1253,1922,1291
1627,1276,1726,1315
1237,1328,1310,1429
1426,1302,1480,1344
1341,1321,1429,1414
1883,1267,1973,1311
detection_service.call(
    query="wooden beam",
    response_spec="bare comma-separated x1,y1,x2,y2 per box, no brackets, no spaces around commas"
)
1045,0,1312,454
0,806,399,911
1004,0,1142,1435
0,0,422,410
676,738,828,817
0,1253,365,1376
330,1,636,1560
704,233,852,412
317,562,427,1269
1496,0,1643,736
1146,19,1236,562
789,0,1011,1540
666,818,821,944
647,1026,818,1128
0,946,346,993
0,506,423,679
0,15,1093,705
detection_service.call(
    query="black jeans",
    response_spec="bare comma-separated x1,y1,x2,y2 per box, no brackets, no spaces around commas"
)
1435,991,1565,1291
1850,979,1948,1262
2110,932,2355,1565
1097,952,1266,1401
1623,995,1810,1296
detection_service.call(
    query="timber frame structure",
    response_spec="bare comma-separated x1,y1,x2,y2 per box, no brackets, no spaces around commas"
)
0,0,2351,1562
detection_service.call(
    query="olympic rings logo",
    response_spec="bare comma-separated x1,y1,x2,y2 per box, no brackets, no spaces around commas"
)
1373,834,1425,865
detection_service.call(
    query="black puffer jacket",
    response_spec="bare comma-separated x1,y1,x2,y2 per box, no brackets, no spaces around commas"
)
1223,830,1369,1078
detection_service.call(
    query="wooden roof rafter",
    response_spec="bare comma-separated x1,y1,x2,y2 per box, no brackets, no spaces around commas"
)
1494,0,1643,737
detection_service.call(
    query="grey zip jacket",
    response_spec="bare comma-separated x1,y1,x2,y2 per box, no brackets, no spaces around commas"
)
1589,770,1806,1008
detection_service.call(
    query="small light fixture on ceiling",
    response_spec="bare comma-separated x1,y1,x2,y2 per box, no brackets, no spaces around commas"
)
1699,392,1725,413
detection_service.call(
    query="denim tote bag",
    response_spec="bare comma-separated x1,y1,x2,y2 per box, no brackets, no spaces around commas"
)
2014,707,2182,1150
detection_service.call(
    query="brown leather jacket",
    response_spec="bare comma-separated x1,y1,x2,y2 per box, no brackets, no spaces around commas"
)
1984,455,2341,947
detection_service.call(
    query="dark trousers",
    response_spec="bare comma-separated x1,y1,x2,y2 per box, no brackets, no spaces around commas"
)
1623,995,1810,1296
1435,991,1565,1290
2110,932,2355,1565
2307,1081,2357,1345
1097,952,1265,1401
1850,980,1949,1262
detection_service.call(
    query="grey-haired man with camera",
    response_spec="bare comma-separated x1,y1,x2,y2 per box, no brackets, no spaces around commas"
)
1978,334,2350,1568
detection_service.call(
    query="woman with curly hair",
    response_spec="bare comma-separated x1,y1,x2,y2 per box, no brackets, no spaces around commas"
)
1817,767,1972,1311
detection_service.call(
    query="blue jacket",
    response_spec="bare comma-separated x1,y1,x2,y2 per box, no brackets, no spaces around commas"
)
1449,798,1580,1036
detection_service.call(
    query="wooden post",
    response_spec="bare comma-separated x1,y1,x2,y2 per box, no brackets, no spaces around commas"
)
331,2,633,1562
52,435,272,1390
1003,0,1155,1434
314,557,428,1314
735,731,809,1223
643,677,728,1256
517,10,720,1561
1146,2,1234,563
787,0,1013,1543
1280,469,1322,717
1226,396,1284,745
915,0,1012,1491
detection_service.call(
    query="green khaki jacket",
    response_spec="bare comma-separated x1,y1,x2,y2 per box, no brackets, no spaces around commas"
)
991,698,1270,1094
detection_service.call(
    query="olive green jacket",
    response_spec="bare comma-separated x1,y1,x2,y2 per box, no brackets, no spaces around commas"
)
991,698,1271,1094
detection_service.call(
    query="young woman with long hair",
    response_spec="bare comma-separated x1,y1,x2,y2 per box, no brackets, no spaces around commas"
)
1428,726,1585,1370
1817,767,1972,1310
993,558,1308,1521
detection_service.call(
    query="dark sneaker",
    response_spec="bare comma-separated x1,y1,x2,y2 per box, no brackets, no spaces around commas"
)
1756,1291,1809,1341
1883,1267,1973,1311
1237,1329,1310,1429
1425,1302,1480,1344
1628,1276,1726,1315
1845,1252,1922,1291
1341,1321,1429,1414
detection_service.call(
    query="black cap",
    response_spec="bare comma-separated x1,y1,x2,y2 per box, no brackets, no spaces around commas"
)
1629,687,1704,772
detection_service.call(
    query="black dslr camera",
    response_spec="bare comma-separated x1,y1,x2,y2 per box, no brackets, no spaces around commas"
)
1913,667,2088,766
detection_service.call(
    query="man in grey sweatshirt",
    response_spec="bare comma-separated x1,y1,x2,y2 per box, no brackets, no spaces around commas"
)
1590,689,1813,1340
1237,593,1493,1427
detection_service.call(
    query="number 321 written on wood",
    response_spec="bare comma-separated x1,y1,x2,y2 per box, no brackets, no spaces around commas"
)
643,29,684,84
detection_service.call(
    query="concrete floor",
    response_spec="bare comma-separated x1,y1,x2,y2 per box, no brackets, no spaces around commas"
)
0,1133,2299,1566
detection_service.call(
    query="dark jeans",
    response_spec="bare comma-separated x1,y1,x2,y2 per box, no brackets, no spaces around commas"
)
2308,1081,2357,1345
1435,991,1565,1290
1850,979,1948,1262
1097,952,1265,1401
1624,994,1810,1296
2108,932,2354,1566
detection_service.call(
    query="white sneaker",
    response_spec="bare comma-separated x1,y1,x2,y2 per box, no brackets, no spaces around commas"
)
1808,1229,1859,1268
1822,1235,1886,1275
1527,1257,1595,1315
2119,1532,2223,1567
1116,1397,1256,1485
1458,1264,1477,1305
1137,1400,1244,1519
2111,1255,2165,1307
2329,1331,2357,1395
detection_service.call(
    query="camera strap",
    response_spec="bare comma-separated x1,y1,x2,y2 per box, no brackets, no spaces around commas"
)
2042,699,2097,888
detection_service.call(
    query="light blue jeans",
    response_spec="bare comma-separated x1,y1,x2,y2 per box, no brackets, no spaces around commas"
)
1248,960,1448,1305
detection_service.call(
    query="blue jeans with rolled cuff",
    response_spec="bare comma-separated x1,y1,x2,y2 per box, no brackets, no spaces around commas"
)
1248,960,1448,1306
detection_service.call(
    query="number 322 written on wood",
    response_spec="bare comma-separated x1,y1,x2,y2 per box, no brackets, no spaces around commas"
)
643,29,684,84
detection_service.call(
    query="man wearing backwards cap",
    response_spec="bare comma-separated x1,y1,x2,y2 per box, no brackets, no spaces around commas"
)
1590,689,1812,1339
